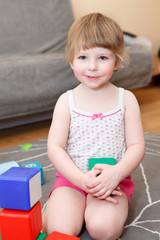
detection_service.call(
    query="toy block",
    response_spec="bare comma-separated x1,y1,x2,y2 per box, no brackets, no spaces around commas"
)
0,167,42,210
46,231,80,239
89,157,117,170
21,143,33,150
21,161,44,185
36,232,47,240
0,161,19,175
0,201,42,240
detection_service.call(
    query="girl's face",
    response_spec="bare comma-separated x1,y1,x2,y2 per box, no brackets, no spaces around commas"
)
71,47,118,90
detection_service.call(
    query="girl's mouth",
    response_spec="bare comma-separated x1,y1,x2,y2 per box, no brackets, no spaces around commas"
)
86,75,99,80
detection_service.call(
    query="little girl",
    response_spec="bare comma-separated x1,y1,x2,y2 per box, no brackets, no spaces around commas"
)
43,13,145,240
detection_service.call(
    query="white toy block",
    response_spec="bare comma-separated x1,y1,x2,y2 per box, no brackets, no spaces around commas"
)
0,161,19,175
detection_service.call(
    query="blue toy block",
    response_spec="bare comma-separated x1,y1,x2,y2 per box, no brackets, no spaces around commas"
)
0,167,42,211
0,161,19,175
21,161,44,185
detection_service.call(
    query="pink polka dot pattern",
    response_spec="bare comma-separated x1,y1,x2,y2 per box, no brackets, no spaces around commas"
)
66,89,126,173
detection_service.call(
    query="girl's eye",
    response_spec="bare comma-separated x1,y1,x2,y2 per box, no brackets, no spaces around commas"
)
79,56,86,60
99,56,107,60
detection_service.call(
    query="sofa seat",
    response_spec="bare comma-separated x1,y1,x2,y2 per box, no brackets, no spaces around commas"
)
111,46,153,89
0,53,77,129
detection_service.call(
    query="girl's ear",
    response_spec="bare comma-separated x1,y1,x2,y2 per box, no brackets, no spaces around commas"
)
114,58,120,72
113,64,119,72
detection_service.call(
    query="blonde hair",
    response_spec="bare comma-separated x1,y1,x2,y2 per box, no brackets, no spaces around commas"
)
65,13,129,69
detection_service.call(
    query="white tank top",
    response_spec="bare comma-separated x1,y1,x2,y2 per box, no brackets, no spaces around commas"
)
66,88,126,173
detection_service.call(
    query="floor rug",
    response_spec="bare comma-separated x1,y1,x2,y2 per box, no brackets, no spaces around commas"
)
0,132,160,239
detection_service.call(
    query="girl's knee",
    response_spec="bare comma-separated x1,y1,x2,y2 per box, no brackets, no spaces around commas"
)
86,217,124,240
42,213,82,237
86,217,106,240
42,219,82,237
42,203,83,237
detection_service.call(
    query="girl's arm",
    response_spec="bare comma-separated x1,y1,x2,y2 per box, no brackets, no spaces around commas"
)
116,90,145,179
88,90,145,199
47,93,86,189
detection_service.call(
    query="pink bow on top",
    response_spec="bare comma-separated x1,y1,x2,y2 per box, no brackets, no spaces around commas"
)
92,113,103,120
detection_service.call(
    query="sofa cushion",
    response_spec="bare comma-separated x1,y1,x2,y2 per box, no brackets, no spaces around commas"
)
0,0,74,56
111,46,153,89
0,53,78,122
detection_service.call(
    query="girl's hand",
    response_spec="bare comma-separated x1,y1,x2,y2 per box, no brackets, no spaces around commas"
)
86,164,121,200
99,186,122,204
82,169,101,192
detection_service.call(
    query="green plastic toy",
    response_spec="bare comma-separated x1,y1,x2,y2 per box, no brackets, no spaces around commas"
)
21,143,33,150
36,232,47,240
89,157,117,170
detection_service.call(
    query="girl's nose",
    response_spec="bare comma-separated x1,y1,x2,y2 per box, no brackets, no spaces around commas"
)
88,59,97,71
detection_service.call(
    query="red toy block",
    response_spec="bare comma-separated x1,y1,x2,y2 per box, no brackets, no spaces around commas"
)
0,201,42,240
46,231,80,239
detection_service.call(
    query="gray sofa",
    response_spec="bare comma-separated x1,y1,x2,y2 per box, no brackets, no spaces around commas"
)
0,0,153,129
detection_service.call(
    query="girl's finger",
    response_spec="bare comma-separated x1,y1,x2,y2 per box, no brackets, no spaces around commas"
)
110,190,122,196
105,196,118,204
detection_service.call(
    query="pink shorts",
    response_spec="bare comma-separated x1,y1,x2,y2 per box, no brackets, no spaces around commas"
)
50,173,134,205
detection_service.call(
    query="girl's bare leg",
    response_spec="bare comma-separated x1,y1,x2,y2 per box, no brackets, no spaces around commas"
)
42,187,86,236
85,191,128,240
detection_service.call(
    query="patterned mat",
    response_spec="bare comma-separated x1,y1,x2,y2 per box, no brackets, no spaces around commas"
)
0,132,160,239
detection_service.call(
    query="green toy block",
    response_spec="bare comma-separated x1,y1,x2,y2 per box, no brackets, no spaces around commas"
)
89,158,117,170
21,143,33,150
36,232,47,240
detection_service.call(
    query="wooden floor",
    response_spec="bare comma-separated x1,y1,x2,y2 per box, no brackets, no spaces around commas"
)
132,86,160,134
0,86,160,150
